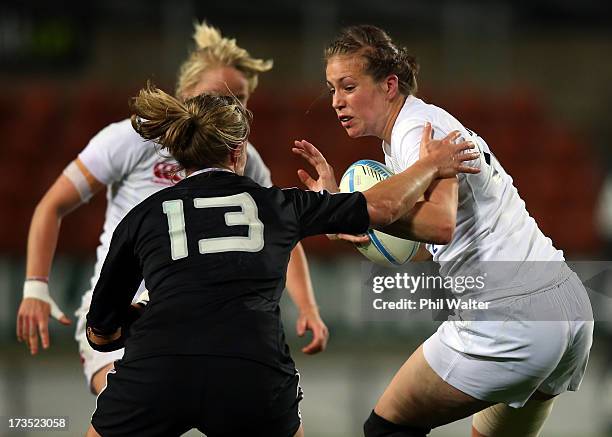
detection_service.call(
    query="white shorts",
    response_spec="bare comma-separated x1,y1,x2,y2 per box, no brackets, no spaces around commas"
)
423,269,593,408
74,290,124,393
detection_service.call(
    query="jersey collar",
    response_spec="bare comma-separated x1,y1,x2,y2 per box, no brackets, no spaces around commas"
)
186,167,234,179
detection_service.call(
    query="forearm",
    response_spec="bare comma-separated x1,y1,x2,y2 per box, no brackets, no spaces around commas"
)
25,175,88,278
25,203,63,277
364,160,438,228
382,201,454,243
382,179,458,243
286,243,318,313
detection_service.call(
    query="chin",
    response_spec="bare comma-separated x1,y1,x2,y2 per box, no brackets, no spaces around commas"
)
343,126,361,138
345,127,365,138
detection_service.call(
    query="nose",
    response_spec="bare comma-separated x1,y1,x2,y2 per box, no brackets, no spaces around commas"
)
332,92,345,111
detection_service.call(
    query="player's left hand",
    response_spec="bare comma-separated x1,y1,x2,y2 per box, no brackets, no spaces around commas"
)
327,232,370,244
296,307,329,354
292,140,340,194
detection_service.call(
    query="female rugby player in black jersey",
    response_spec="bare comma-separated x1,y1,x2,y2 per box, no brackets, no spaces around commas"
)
84,84,478,437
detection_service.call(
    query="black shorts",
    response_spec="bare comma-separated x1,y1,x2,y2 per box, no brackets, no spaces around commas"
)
91,355,303,437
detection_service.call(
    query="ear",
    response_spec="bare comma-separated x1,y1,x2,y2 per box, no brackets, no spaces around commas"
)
384,75,400,99
229,141,247,163
230,147,241,164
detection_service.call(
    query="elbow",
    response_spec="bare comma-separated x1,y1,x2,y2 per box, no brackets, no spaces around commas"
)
34,197,64,221
431,221,455,245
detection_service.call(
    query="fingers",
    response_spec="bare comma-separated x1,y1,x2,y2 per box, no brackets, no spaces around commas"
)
420,122,433,144
441,130,462,144
291,151,320,174
293,140,329,171
297,169,317,190
301,324,329,355
296,317,306,337
17,299,66,352
39,319,50,349
28,317,39,355
292,145,320,170
16,312,24,342
454,140,477,153
457,165,481,174
49,299,69,324
298,140,325,161
296,313,329,355
456,151,481,162
337,233,370,244
302,336,324,354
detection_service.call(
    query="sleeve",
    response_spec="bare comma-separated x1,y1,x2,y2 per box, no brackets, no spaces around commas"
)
86,216,143,350
392,119,447,171
284,189,370,239
244,142,273,187
78,120,143,185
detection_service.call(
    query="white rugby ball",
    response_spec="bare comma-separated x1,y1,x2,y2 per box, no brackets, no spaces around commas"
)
339,159,420,267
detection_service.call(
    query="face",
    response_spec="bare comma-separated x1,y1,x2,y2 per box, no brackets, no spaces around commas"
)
186,66,250,106
326,55,390,138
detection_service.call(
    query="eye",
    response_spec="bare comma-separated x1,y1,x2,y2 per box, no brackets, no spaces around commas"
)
328,88,335,95
345,85,355,92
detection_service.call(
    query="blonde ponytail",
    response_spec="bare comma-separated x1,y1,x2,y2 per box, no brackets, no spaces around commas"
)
131,82,251,170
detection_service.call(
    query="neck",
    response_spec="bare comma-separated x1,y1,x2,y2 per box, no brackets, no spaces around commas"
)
185,163,234,177
380,95,407,144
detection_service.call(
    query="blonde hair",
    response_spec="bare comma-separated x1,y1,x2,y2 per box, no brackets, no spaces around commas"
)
176,21,273,99
131,83,251,170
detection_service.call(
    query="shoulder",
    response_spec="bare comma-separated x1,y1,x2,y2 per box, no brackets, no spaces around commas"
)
79,118,159,183
87,118,155,157
92,118,141,143
393,97,460,146
394,97,432,133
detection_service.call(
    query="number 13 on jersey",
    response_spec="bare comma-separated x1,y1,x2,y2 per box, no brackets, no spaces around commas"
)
162,192,264,260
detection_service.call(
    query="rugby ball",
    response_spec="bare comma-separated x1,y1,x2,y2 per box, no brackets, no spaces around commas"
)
339,160,420,267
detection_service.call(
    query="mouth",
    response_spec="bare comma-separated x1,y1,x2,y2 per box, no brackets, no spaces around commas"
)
338,115,353,128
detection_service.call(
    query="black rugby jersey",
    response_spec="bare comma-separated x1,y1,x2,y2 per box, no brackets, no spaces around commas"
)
87,171,368,373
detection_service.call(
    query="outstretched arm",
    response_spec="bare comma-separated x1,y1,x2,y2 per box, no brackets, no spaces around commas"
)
293,124,478,231
293,140,369,244
17,159,104,354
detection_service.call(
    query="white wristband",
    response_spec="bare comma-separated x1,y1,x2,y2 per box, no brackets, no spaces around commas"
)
23,280,66,320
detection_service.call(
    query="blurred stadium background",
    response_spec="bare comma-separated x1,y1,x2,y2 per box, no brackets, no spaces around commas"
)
1,1,611,436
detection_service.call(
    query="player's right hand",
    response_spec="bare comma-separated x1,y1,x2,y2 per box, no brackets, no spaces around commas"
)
17,296,71,355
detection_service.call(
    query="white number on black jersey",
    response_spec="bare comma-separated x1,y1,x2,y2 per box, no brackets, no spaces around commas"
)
162,193,264,260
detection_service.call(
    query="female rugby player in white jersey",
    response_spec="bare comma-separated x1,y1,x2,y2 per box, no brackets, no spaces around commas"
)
293,24,594,437
16,22,329,396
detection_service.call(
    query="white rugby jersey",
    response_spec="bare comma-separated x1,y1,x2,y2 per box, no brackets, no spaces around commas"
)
78,118,272,293
382,96,563,288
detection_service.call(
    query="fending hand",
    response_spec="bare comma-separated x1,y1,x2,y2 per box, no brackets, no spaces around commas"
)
292,140,339,193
